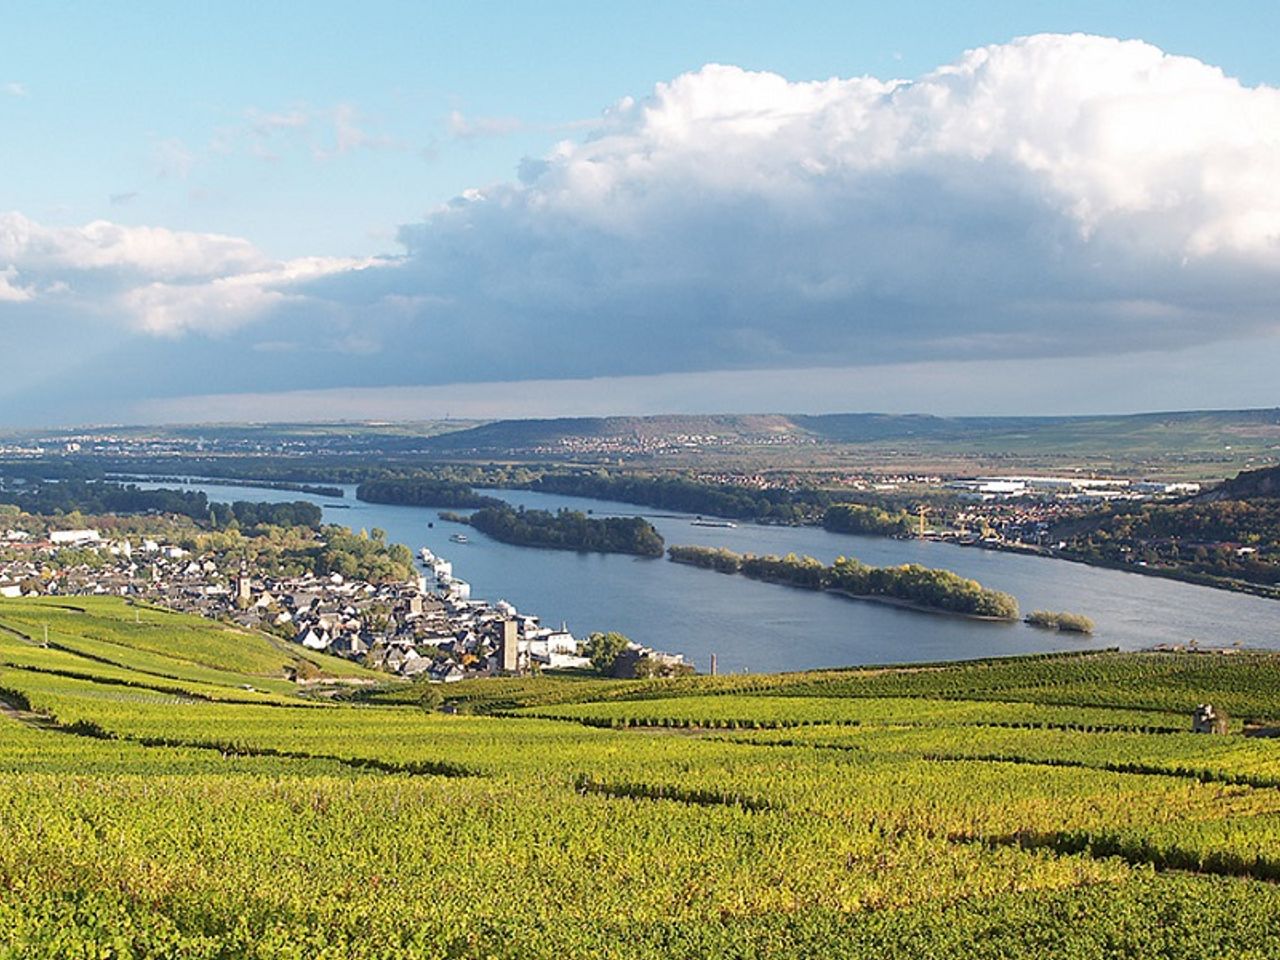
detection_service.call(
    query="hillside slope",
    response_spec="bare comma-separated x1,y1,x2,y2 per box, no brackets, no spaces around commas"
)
0,596,382,700
1199,463,1280,501
4,646,1280,955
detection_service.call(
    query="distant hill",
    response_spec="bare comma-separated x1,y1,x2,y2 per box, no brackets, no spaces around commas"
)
417,414,804,451
1198,464,1280,502
7,408,1279,467
416,408,1280,455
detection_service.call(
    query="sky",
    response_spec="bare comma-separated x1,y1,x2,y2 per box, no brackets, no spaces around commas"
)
2,1,1279,427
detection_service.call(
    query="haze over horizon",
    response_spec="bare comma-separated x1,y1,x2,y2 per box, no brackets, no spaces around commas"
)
3,1,1279,428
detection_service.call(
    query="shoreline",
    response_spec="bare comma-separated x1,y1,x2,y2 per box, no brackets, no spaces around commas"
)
950,538,1280,603
119,474,346,499
825,588,1018,622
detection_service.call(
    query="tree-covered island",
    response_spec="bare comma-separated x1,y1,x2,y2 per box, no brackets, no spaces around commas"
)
356,477,505,509
667,544,1021,619
444,505,665,557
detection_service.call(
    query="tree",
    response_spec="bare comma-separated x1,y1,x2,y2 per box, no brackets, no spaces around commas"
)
418,684,444,711
584,631,630,675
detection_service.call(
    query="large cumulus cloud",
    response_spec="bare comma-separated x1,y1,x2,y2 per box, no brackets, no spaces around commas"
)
3,32,1280,416
337,33,1280,382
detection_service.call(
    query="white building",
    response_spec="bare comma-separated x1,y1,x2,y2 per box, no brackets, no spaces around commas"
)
523,628,586,669
50,529,101,546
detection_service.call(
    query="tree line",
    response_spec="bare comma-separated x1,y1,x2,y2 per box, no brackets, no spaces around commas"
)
667,544,1020,619
530,473,836,523
1,481,212,520
209,500,323,530
823,503,915,536
356,478,506,509
0,480,328,532
1054,498,1280,587
456,506,665,557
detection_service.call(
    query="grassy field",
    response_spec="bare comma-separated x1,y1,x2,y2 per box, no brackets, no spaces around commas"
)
1,599,1279,957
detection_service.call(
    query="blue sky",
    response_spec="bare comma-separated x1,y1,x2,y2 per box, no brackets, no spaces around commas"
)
2,2,1279,426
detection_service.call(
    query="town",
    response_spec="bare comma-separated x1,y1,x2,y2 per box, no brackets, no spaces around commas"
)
0,523,688,682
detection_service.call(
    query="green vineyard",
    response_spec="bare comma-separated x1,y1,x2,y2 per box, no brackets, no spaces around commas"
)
2,596,1280,957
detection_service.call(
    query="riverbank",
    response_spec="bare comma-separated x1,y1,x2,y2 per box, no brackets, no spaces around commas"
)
107,474,344,499
954,538,1280,603
825,588,1021,622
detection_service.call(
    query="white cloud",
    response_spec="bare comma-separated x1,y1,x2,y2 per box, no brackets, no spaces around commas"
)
246,108,310,135
509,36,1280,257
2,82,26,97
0,211,375,334
0,266,34,302
447,109,526,140
0,212,261,278
205,102,400,167
331,103,375,154
119,255,377,335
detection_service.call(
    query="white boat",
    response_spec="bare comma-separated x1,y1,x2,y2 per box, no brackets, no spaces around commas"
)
691,519,737,529
449,533,469,544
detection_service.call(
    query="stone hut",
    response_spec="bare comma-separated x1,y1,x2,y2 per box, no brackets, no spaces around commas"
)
1192,703,1229,735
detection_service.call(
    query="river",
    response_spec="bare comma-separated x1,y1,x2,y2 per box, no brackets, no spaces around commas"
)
136,479,1280,673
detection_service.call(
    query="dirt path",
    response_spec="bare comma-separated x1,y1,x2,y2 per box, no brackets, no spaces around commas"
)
0,696,61,731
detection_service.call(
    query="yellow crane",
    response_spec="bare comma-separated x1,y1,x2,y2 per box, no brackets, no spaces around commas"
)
916,505,930,538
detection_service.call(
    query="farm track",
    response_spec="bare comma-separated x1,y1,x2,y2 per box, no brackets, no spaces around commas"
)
0,697,60,732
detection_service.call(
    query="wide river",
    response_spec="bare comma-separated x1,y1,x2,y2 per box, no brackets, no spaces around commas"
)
139,480,1280,673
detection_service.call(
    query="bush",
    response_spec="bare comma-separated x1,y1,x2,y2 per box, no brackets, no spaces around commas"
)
1026,610,1095,634
418,685,444,711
